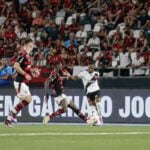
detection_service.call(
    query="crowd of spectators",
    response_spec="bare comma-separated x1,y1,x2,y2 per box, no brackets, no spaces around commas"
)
0,0,150,79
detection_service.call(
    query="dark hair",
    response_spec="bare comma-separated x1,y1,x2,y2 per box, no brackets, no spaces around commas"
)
24,38,33,45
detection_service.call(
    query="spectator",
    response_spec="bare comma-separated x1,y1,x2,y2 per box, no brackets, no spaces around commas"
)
107,0,122,24
119,48,131,68
0,57,13,86
87,32,100,51
124,4,138,28
64,32,78,48
132,51,145,76
135,31,148,52
48,49,62,66
68,54,77,66
69,18,78,34
60,48,68,65
95,50,112,68
137,9,149,29
59,19,68,37
80,51,90,66
87,32,101,61
48,22,59,41
32,12,44,27
119,48,131,76
0,0,149,78
78,46,92,65
123,31,135,52
55,39,64,54
36,52,47,66
75,25,87,42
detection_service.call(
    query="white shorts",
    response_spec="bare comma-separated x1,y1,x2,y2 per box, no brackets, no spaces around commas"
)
14,81,31,99
54,93,70,105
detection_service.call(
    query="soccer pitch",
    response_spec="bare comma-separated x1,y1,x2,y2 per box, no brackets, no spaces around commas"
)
0,124,150,150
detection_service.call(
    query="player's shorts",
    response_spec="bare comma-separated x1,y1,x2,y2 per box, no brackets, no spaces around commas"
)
54,93,70,105
87,90,100,101
14,81,31,99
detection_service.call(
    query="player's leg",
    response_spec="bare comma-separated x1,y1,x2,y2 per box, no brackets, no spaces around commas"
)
49,99,67,119
87,92,98,118
4,82,31,127
88,100,99,118
87,100,98,125
87,92,102,125
88,91,103,126
68,100,87,122
95,96,103,125
43,96,68,125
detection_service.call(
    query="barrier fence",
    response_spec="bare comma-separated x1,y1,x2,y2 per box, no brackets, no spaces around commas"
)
0,88,150,124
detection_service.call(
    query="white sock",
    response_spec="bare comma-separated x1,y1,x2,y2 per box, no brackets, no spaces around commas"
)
96,102,103,125
12,108,17,114
88,105,98,117
96,102,102,116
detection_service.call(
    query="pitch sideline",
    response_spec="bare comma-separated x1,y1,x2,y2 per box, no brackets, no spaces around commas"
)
0,132,150,137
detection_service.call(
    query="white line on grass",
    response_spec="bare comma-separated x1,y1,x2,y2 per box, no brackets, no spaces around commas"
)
0,132,150,137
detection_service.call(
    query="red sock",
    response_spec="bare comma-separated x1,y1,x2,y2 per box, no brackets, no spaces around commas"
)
49,108,65,119
11,100,29,117
78,112,87,122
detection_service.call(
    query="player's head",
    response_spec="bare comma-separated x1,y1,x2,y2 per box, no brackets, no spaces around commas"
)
23,38,34,54
88,61,95,73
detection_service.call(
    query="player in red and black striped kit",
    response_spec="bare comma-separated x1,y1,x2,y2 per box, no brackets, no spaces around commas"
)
43,63,87,124
4,39,40,128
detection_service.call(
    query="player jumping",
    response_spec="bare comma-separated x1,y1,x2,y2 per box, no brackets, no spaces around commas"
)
4,38,40,128
43,63,89,125
70,63,103,126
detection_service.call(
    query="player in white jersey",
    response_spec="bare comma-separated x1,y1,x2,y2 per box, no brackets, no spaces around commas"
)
71,63,103,126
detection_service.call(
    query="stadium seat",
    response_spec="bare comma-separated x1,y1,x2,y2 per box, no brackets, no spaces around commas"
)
133,30,141,38
93,23,103,32
55,17,64,25
108,30,117,38
65,16,73,25
84,24,92,32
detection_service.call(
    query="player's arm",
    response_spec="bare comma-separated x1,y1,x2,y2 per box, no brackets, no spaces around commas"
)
44,72,56,102
70,75,80,80
14,62,32,80
94,72,100,79
44,78,51,103
61,69,71,80
44,77,52,92
70,71,84,80
14,62,26,76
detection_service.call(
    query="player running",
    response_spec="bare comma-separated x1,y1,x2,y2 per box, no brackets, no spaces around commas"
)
4,38,40,128
43,63,88,125
70,63,103,126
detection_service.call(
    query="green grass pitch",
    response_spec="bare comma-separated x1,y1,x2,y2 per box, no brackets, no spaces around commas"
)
0,124,150,150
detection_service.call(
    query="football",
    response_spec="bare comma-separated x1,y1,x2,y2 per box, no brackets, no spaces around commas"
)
87,116,97,126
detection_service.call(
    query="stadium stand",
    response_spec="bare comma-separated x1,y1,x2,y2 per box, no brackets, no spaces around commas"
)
0,0,150,83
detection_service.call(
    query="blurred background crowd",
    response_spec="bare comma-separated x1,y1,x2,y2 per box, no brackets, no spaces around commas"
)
0,0,150,85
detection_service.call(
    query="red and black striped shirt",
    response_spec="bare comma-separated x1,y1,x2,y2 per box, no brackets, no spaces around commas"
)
49,69,65,97
15,50,32,84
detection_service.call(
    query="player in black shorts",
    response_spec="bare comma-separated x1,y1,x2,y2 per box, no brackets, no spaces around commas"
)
43,63,88,124
71,63,103,126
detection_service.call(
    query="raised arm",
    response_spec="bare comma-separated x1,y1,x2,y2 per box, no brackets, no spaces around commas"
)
70,75,80,80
